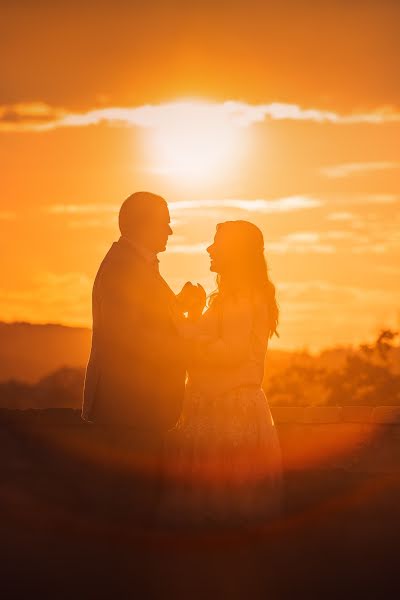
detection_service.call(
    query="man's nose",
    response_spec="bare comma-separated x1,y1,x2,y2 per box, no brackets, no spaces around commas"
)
168,225,173,235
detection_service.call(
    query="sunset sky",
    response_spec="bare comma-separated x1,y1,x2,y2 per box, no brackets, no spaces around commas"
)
1,0,400,350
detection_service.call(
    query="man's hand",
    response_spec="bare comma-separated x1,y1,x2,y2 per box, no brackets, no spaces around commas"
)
176,282,206,317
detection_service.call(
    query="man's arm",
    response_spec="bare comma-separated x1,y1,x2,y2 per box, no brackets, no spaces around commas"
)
99,268,187,364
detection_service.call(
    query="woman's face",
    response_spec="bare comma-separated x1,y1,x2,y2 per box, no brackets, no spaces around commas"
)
207,228,233,274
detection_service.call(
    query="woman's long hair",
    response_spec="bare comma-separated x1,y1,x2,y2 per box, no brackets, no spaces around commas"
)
209,221,279,339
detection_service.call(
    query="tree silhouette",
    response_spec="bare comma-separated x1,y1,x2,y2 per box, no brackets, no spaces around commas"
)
265,329,400,407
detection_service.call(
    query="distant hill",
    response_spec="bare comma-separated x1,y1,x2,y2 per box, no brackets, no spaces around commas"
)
0,322,91,383
0,321,299,384
1,321,398,391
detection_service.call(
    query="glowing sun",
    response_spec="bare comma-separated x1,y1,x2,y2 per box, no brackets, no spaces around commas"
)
144,101,249,182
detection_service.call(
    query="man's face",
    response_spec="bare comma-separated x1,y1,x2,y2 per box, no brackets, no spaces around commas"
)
140,204,173,253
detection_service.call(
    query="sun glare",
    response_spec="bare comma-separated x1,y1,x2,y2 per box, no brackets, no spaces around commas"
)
144,101,249,182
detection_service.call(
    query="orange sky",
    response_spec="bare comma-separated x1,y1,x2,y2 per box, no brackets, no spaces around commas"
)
1,0,400,350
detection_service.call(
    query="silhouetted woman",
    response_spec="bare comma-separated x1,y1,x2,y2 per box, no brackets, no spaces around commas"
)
164,220,282,528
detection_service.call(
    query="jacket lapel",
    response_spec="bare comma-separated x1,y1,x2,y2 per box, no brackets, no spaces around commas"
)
115,238,180,331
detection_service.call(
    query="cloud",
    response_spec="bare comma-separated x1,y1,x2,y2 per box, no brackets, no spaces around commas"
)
284,232,320,243
321,161,400,178
166,224,382,256
279,280,397,312
266,231,336,254
278,279,400,343
352,244,388,254
266,229,371,254
327,212,356,222
258,103,400,124
324,194,399,213
46,203,118,215
44,204,119,230
2,100,400,133
67,218,117,229
269,216,400,255
169,196,322,214
323,230,354,240
364,194,399,204
0,103,65,132
45,196,322,222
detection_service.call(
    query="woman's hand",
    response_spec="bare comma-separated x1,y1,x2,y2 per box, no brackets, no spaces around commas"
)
176,282,206,319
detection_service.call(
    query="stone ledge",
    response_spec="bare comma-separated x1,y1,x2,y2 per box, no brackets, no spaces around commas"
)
302,406,342,424
0,407,400,425
271,407,305,424
371,406,400,424
0,408,81,426
341,406,374,423
1,408,400,474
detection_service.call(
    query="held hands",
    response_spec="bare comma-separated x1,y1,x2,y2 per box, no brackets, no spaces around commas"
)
176,281,206,319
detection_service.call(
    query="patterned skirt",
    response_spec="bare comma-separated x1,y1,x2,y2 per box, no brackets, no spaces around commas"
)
161,385,283,528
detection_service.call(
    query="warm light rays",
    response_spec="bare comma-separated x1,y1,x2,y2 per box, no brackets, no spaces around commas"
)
144,102,248,183
2,94,400,348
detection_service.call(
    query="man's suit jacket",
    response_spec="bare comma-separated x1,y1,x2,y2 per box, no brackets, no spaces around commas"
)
82,237,186,431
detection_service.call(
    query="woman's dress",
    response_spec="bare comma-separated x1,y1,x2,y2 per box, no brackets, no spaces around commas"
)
163,294,282,527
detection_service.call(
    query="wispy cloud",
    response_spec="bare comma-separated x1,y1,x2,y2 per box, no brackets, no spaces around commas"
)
45,196,322,220
268,244,335,255
327,211,356,221
364,194,399,204
324,194,399,213
44,204,118,229
169,196,322,214
67,218,117,229
267,231,336,254
321,161,400,178
46,203,118,214
280,280,397,311
170,229,359,257
2,100,400,133
324,230,355,240
0,102,64,132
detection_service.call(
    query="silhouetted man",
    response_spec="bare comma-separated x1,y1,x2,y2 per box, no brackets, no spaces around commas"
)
82,191,186,523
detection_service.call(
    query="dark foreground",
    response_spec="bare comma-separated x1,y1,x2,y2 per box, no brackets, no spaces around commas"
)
1,409,400,599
